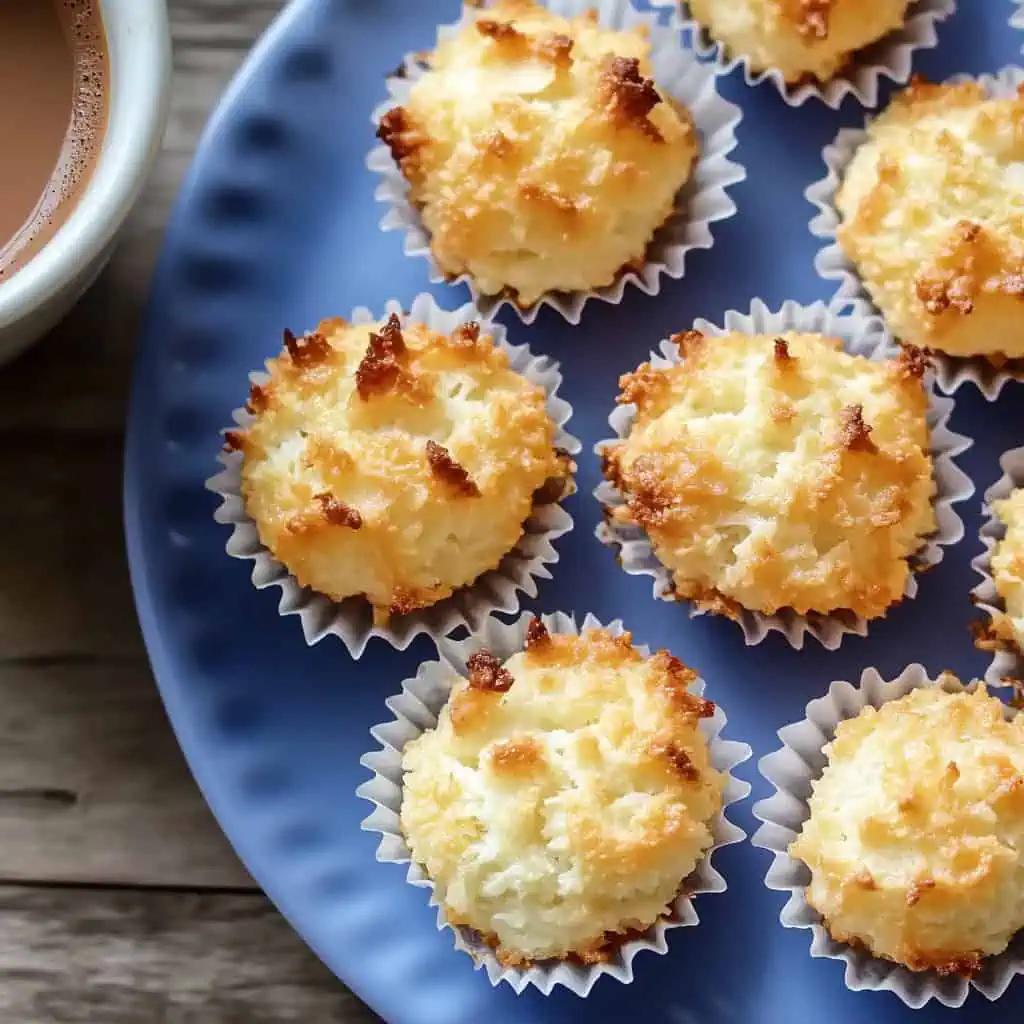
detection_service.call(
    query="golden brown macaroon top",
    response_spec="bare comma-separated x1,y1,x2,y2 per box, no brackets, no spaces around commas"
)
378,0,699,305
838,79,1024,360
228,316,571,621
976,487,1024,662
686,0,911,84
400,620,723,964
602,330,936,620
790,684,1024,973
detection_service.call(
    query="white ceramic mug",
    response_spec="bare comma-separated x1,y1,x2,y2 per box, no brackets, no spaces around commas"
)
0,0,172,365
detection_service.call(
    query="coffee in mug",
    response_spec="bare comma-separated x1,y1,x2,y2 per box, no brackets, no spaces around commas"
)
0,0,108,280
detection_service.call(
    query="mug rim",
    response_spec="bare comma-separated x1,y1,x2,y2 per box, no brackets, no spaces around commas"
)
0,0,172,331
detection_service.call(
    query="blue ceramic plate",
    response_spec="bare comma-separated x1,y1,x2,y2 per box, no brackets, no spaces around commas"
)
125,2,1024,1022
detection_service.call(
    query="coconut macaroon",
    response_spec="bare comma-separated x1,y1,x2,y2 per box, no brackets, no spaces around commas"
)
837,79,1024,361
400,620,724,965
377,0,699,306
601,330,937,622
790,684,1024,974
979,488,1024,656
226,315,572,623
686,0,911,84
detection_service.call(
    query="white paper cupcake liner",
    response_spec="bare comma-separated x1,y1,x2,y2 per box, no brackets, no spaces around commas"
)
594,298,974,650
971,446,1024,696
367,0,744,326
808,66,1024,398
206,292,580,659
752,664,1023,1008
357,610,751,996
653,0,953,109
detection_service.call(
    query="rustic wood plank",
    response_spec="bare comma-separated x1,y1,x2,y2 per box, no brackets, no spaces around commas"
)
0,883,380,1023
0,1,383,1016
0,421,252,888
0,0,285,889
0,653,250,888
0,435,143,661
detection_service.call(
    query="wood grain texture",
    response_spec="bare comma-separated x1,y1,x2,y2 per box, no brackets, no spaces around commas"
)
0,884,380,1023
0,435,144,662
0,652,248,887
0,0,381,1019
0,0,281,890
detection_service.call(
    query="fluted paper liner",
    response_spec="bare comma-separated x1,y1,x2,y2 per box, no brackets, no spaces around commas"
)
654,0,953,109
972,446,1024,691
357,610,751,996
808,67,1024,397
368,0,744,326
594,298,974,650
207,293,580,659
752,665,1023,1008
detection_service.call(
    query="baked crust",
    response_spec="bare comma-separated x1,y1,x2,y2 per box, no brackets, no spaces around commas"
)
687,0,910,83
838,79,1024,360
400,622,723,963
790,685,1024,973
976,488,1024,663
378,0,698,305
602,330,936,620
229,316,572,621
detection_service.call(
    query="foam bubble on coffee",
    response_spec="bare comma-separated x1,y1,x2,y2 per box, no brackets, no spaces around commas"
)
0,0,109,280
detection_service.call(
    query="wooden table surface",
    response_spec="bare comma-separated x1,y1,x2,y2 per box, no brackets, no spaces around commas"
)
0,2,379,1020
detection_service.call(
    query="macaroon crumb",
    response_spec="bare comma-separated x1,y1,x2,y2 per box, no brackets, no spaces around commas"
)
602,330,936,621
378,0,699,305
228,315,572,620
400,622,724,964
838,79,1024,361
687,0,911,84
790,684,1024,973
